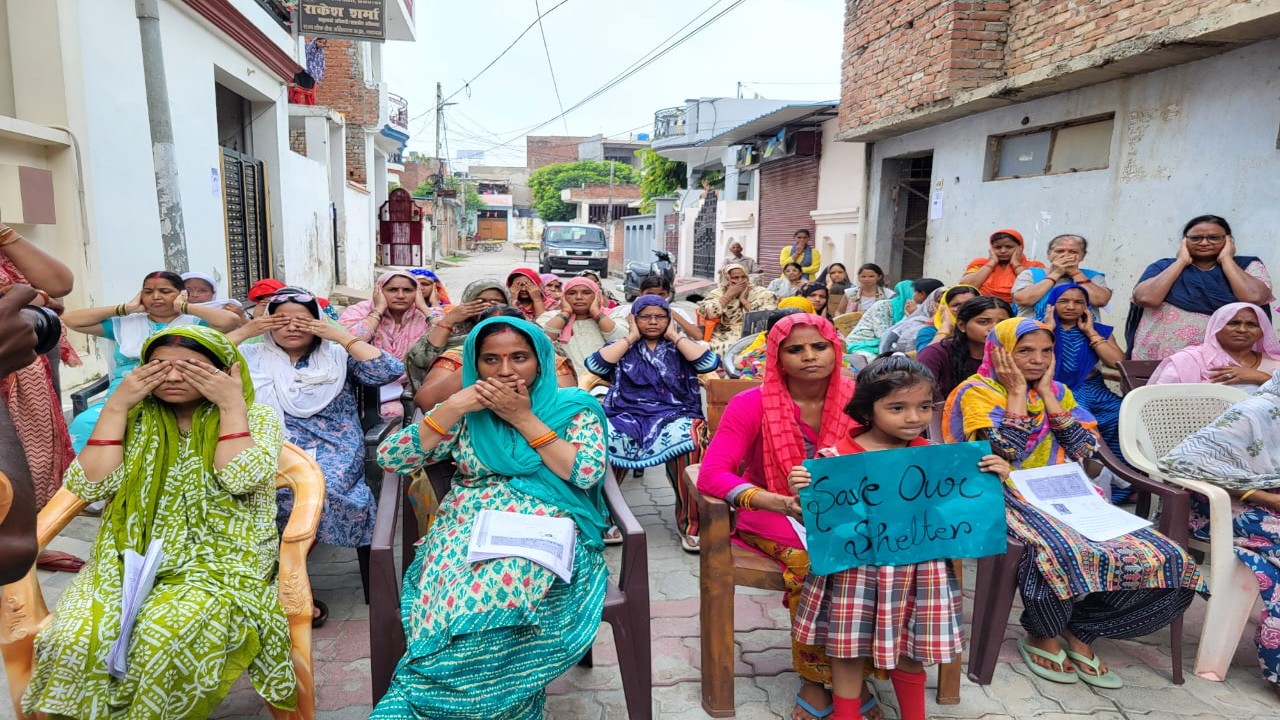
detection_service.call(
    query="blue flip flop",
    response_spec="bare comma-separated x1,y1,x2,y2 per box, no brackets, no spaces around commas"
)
792,692,878,719
794,694,833,719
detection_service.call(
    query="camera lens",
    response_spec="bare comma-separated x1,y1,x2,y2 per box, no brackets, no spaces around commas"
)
20,306,62,356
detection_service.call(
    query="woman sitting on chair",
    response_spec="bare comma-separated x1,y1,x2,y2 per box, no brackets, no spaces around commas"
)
586,295,719,552
231,290,404,626
339,270,435,416
1148,302,1280,394
405,279,510,394
699,263,779,356
538,276,628,375
415,305,578,410
944,318,1205,689
373,316,610,719
699,313,880,720
845,279,943,365
22,326,297,718
1161,370,1280,696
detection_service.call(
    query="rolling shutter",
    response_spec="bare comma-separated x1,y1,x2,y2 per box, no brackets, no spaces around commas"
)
757,155,820,278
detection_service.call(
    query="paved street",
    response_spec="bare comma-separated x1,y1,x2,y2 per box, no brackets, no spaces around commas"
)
4,248,1277,719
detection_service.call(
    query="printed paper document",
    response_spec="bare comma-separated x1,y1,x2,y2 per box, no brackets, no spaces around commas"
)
1009,463,1150,541
106,538,165,678
467,509,576,583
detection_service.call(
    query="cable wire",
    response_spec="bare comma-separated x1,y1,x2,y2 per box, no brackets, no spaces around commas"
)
533,0,570,135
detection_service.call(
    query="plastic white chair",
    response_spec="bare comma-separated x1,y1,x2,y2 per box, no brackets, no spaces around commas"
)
1118,383,1252,682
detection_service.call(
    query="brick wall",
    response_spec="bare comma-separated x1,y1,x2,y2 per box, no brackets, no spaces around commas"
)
839,0,1263,137
314,39,379,184
526,135,588,171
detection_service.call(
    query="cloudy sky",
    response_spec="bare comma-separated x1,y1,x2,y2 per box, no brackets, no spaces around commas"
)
383,0,845,167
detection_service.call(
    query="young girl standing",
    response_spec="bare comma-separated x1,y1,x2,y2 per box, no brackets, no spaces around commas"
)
788,355,1010,720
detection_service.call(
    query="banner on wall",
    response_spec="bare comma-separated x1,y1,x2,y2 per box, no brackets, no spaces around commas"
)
798,441,1007,575
298,1,387,42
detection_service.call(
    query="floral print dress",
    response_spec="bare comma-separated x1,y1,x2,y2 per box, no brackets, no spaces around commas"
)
272,352,404,548
24,404,297,718
372,412,610,720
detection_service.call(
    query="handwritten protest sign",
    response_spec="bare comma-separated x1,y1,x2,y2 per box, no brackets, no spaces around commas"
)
798,441,1007,575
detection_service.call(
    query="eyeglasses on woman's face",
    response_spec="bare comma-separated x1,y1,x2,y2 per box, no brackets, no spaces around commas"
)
1185,234,1226,244
635,312,667,322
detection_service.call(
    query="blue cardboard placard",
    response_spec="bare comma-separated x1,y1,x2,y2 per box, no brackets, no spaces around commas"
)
798,441,1007,575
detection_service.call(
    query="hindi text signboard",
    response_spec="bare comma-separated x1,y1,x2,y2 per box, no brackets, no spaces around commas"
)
798,441,1007,575
299,1,386,42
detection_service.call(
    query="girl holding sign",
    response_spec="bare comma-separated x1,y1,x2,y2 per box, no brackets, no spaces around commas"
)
943,318,1205,689
787,356,1011,720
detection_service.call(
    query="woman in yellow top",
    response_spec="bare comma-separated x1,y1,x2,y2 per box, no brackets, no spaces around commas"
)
779,229,821,281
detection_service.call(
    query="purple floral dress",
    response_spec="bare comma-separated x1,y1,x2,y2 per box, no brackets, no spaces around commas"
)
275,352,404,547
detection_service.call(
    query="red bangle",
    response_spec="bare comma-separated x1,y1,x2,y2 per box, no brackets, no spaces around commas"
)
86,439,123,446
218,431,252,442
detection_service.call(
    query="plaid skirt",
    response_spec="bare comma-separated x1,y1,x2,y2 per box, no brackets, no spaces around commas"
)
792,560,963,668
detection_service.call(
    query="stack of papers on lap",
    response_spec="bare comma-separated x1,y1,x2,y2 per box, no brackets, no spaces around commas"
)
466,509,576,583
1009,463,1151,542
106,538,165,679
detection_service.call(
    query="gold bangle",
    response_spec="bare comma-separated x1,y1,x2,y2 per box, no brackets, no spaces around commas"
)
1241,489,1259,503
737,487,760,509
116,304,127,317
180,302,190,314
422,414,450,437
341,336,362,353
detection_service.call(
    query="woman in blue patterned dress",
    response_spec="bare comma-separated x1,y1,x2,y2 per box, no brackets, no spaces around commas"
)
1161,372,1280,696
1038,283,1131,501
373,316,609,720
230,290,403,624
586,294,718,551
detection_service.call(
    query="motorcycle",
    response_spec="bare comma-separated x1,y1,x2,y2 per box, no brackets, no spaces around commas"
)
622,249,675,301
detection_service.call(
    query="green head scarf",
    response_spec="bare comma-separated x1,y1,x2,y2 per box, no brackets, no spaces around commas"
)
105,325,253,554
461,316,608,549
888,279,917,324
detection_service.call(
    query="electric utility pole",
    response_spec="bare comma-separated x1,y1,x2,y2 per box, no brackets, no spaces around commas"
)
432,82,442,269
606,159,614,223
136,0,188,272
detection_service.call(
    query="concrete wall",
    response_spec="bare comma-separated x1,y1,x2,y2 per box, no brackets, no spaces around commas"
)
862,39,1280,326
811,118,866,271
279,149,334,295
344,183,374,288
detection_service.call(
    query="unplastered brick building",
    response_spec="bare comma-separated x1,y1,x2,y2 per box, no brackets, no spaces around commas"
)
837,0,1280,322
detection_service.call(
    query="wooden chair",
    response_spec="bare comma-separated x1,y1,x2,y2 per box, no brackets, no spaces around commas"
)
1118,359,1161,395
686,378,962,716
1119,383,1251,682
0,442,324,720
0,471,11,526
832,311,863,337
369,467,652,718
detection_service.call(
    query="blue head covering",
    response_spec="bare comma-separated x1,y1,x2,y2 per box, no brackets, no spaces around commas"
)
1043,283,1113,389
630,294,670,316
409,268,440,281
462,316,608,548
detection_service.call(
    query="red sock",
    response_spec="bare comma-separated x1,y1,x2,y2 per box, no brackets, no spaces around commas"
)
831,694,863,720
889,668,927,720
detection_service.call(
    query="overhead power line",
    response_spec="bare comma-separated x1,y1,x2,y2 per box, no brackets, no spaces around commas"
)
407,0,572,136
533,0,570,135
469,0,750,156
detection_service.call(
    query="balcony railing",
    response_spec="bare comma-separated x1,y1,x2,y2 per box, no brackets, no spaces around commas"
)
388,93,409,131
653,106,687,140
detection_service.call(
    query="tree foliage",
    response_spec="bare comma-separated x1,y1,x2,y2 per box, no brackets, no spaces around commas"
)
528,160,641,222
637,149,686,213
415,176,483,219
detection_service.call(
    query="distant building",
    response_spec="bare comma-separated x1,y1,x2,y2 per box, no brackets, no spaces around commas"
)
527,135,590,171
526,134,650,171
